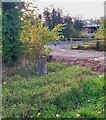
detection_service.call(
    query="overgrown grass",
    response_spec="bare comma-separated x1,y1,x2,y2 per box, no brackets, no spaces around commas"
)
2,63,105,118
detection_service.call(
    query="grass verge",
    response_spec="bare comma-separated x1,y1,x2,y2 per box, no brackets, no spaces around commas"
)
2,63,105,118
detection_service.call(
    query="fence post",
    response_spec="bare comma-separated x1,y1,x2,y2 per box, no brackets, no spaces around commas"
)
37,56,47,76
70,38,73,48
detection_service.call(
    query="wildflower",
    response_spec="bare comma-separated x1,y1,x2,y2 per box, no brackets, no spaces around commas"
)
37,112,41,116
87,99,91,103
56,114,60,117
99,74,104,78
3,81,7,85
76,113,80,118
98,111,101,114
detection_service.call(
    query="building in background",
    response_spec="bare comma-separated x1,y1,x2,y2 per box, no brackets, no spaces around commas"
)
82,21,102,38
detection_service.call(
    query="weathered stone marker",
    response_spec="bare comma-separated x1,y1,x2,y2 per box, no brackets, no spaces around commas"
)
37,56,47,76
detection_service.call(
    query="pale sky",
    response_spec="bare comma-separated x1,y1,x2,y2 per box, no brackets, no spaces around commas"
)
35,0,105,19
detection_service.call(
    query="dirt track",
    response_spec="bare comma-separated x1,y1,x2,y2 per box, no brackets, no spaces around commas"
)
49,46,105,73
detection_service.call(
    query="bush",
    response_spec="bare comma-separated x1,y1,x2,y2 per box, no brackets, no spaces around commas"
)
20,4,65,62
71,31,82,38
2,3,23,66
95,40,105,51
71,41,105,51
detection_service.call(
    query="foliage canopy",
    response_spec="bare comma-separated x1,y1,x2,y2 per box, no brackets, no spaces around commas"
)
20,3,65,62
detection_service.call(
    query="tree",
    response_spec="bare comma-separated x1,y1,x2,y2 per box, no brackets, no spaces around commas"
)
62,16,74,38
20,3,65,63
43,6,83,38
95,20,106,40
51,8,63,29
2,2,24,12
43,7,53,30
43,7,63,30
74,19,83,32
2,2,24,66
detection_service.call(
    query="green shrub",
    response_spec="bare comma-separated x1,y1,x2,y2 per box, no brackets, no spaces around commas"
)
95,40,105,51
2,3,23,66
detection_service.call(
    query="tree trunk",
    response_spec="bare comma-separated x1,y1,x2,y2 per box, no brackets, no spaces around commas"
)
37,56,47,76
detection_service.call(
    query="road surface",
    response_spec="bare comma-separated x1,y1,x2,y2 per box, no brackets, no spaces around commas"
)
47,43,105,73
48,43,104,59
